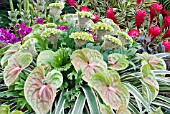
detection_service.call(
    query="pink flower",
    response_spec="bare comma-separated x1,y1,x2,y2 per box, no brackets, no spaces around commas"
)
148,25,161,41
67,0,77,8
150,3,162,25
161,8,169,16
136,0,144,9
80,6,88,12
163,16,170,29
91,14,99,23
128,29,140,38
162,40,170,52
37,18,43,24
162,29,170,40
135,10,146,29
106,8,117,23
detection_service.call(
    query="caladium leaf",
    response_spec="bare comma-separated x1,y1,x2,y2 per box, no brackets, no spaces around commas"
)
24,66,63,114
89,70,130,110
108,53,129,70
3,52,32,87
141,64,159,101
1,43,21,68
116,106,131,114
0,105,10,114
100,104,114,114
71,48,107,82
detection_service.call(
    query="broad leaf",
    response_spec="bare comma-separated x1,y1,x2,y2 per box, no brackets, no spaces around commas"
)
24,66,63,114
71,48,107,82
89,70,129,110
3,52,32,87
10,110,24,114
100,104,115,114
149,107,163,114
0,105,10,114
116,106,131,114
108,53,129,70
141,64,159,100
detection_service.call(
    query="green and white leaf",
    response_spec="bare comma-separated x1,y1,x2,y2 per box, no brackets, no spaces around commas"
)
0,105,10,114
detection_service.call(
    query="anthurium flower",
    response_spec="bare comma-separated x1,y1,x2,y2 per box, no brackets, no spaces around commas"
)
106,8,117,23
128,29,140,38
162,29,170,40
67,0,77,8
163,16,170,29
148,25,161,41
135,10,146,29
80,6,89,12
161,8,169,16
91,14,99,23
162,40,170,52
136,0,144,9
150,3,162,25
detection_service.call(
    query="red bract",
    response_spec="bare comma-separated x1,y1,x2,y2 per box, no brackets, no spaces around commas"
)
162,29,170,40
67,0,77,8
106,8,117,23
136,0,144,9
162,40,170,52
161,8,169,16
150,3,162,25
148,26,161,41
128,29,140,38
135,10,146,29
163,16,170,29
80,6,88,12
91,14,99,23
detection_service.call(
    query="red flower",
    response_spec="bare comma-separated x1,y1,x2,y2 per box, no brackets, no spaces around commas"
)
136,0,144,9
135,10,146,29
80,6,88,12
106,8,117,23
163,16,170,29
128,29,140,38
148,25,161,41
162,29,170,40
161,8,169,16
162,40,170,52
91,14,99,23
67,0,77,8
150,3,162,25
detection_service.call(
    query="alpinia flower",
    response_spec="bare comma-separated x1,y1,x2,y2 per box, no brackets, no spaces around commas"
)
163,16,170,29
135,10,146,29
106,8,117,23
67,0,77,8
80,6,88,12
91,14,99,23
161,8,169,16
128,29,140,38
162,29,170,40
148,25,161,41
136,0,144,9
162,40,170,52
150,3,162,25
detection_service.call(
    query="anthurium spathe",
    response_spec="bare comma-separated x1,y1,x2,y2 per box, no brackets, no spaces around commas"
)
89,70,130,110
71,48,107,82
3,52,32,87
162,40,170,52
24,66,63,114
135,10,146,29
150,3,162,25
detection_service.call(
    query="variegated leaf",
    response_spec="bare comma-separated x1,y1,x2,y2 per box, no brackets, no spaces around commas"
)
0,105,10,114
100,104,114,114
10,110,24,114
116,106,131,114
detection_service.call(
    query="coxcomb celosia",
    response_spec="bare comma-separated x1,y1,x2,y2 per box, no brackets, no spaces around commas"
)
91,14,99,23
163,16,170,29
106,8,117,23
148,25,161,41
150,3,162,25
128,29,140,38
136,0,144,9
135,10,146,29
67,0,77,8
80,6,88,12
162,29,170,40
162,40,170,52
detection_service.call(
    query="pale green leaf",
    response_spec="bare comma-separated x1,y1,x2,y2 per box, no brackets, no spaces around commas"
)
149,107,164,114
10,110,24,114
0,105,10,114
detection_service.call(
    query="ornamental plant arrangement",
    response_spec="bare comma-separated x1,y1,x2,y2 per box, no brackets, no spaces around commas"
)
0,0,170,114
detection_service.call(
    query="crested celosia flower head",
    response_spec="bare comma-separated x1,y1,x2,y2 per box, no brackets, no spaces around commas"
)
128,29,140,38
163,16,170,29
148,25,161,41
136,0,144,9
67,0,77,8
150,3,162,25
80,6,88,12
106,8,117,23
91,14,99,23
162,29,170,40
135,10,146,29
162,40,170,52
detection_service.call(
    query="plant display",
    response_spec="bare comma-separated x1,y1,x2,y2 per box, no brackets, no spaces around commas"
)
0,0,170,114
